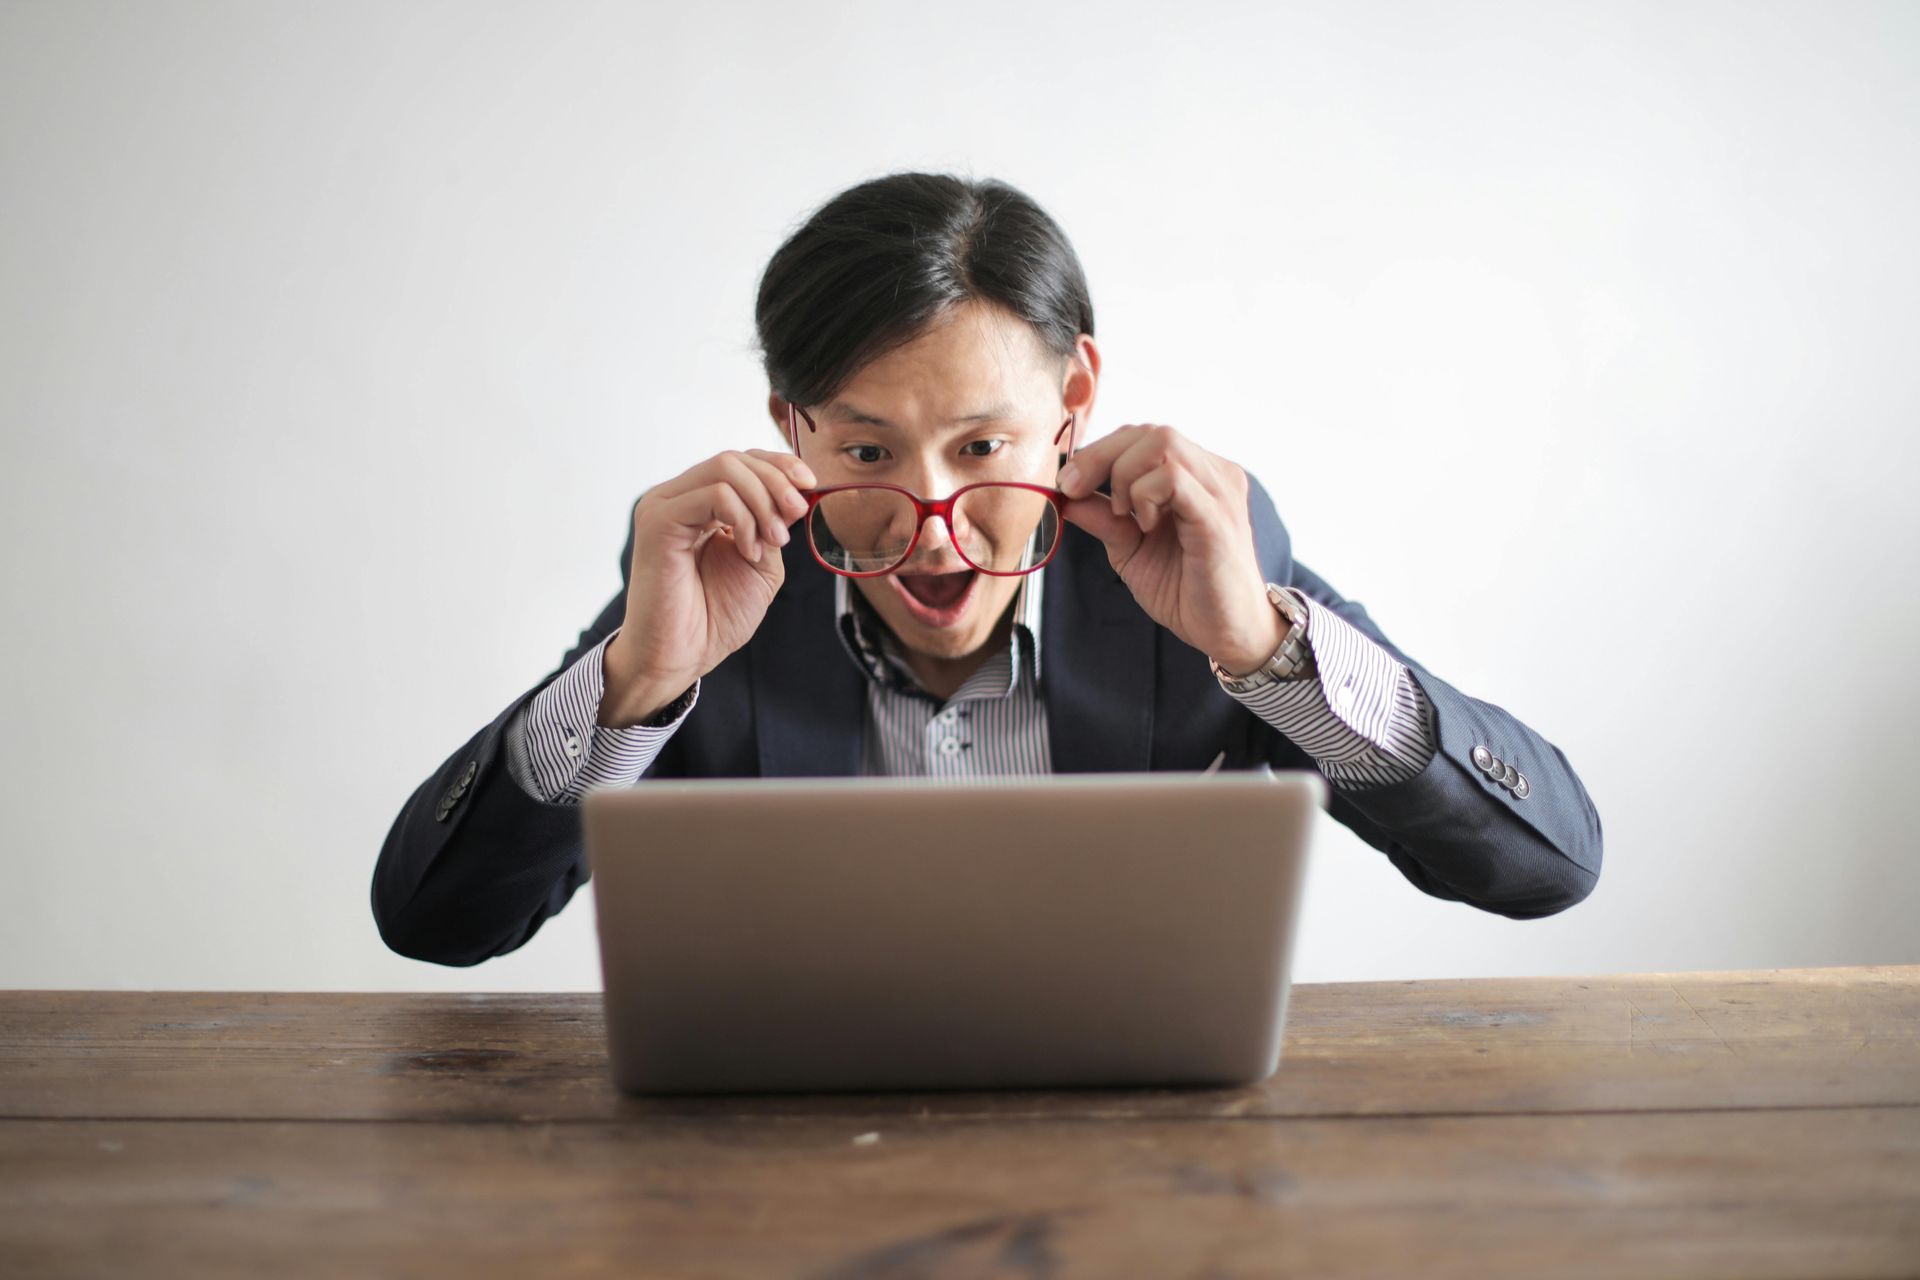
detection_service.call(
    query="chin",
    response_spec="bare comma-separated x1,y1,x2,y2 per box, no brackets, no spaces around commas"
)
860,574,1017,660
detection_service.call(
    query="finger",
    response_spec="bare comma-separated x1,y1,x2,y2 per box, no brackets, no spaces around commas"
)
1139,458,1206,518
712,453,792,548
1106,430,1176,518
1060,494,1144,562
1056,424,1149,499
1127,461,1182,532
650,446,814,509
742,447,817,492
660,481,763,562
648,453,730,503
1134,459,1220,540
732,451,812,532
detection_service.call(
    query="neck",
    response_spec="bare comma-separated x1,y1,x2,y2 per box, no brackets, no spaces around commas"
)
895,603,1017,702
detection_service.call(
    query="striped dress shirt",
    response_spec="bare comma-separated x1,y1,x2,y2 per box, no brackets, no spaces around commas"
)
504,562,1437,801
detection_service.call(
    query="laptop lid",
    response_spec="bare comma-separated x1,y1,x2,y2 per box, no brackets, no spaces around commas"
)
583,769,1325,1095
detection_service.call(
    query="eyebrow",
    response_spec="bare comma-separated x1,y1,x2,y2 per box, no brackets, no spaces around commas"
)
824,400,1018,429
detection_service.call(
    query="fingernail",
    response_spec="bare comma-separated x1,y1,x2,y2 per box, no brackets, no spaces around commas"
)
1058,463,1081,492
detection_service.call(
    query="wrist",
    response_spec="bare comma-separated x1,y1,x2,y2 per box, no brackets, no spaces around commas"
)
1210,583,1316,691
1213,607,1290,676
600,634,697,728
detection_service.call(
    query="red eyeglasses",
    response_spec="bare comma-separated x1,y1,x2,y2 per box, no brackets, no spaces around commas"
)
784,403,1078,577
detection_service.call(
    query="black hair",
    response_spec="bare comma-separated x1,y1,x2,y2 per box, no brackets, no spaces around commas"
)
753,171,1094,410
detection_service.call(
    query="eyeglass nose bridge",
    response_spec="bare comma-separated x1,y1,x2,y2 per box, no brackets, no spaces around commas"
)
909,496,962,558
860,490,960,568
798,480,1066,577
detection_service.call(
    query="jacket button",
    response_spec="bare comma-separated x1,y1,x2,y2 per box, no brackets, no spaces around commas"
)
1501,763,1519,786
446,760,478,801
1471,745,1493,771
1512,774,1530,799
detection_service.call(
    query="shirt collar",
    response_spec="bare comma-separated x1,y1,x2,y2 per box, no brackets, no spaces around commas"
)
833,567,1045,699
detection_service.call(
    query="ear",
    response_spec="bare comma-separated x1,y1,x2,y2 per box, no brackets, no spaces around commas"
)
1057,334,1100,463
767,391,818,452
766,391,790,445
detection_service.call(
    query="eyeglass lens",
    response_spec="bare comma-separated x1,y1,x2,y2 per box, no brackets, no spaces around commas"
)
808,485,1060,575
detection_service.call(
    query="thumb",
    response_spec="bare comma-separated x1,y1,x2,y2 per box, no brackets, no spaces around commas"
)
1060,495,1143,560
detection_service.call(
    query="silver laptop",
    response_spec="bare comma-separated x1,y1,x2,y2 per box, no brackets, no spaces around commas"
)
582,769,1326,1095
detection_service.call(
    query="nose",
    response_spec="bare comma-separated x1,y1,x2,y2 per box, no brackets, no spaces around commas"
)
894,494,972,573
889,461,964,563
905,506,966,570
896,455,961,501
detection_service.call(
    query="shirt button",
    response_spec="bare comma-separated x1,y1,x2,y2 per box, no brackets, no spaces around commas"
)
564,733,583,759
938,708,958,725
939,738,962,757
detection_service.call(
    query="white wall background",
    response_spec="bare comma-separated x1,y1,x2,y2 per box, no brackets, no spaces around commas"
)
3,0,1915,992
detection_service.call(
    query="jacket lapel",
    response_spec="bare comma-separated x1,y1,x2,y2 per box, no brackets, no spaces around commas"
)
1041,524,1157,773
750,538,865,778
748,522,1159,777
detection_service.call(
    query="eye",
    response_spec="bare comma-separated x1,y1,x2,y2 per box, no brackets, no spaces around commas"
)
843,443,890,465
962,439,1007,459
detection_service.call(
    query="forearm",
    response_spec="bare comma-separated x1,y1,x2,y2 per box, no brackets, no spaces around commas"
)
1322,662,1601,917
371,685,597,966
372,590,663,966
1229,467,1602,917
1219,587,1439,791
504,628,698,805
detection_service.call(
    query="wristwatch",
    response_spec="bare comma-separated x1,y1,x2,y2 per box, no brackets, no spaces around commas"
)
1209,583,1315,692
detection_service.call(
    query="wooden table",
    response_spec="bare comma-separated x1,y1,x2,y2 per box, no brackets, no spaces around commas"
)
2,967,1915,1278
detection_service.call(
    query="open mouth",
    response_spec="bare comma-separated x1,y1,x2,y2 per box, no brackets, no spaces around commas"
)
889,567,978,628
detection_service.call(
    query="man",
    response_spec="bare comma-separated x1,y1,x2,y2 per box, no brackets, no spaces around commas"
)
373,172,1601,967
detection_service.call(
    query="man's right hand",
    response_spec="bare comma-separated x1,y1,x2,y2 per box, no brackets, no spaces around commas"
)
600,448,817,726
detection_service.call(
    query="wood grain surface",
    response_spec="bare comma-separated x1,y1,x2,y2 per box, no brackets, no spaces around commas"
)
3,968,1914,1122
2,967,1915,1278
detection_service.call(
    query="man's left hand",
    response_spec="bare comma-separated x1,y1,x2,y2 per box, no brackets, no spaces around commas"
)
1055,424,1285,674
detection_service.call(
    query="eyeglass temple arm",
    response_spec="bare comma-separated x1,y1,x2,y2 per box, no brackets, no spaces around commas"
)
786,402,812,453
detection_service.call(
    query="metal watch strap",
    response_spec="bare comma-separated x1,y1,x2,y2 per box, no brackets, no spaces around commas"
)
1209,584,1315,692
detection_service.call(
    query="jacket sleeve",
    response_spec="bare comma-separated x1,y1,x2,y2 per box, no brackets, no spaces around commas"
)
370,501,657,966
1242,473,1603,919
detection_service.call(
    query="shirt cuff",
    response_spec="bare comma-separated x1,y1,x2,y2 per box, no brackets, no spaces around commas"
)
1218,593,1438,790
502,628,699,805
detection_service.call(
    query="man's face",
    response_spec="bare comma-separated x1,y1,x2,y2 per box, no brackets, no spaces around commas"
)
784,301,1072,664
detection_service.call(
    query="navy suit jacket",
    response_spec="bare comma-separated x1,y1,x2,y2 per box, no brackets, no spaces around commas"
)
373,475,1602,967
